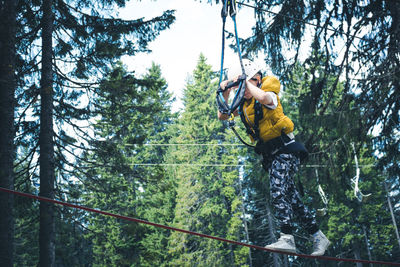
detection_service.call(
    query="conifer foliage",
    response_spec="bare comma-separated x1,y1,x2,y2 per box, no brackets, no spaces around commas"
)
167,55,249,266
7,0,175,265
79,62,175,266
216,0,400,263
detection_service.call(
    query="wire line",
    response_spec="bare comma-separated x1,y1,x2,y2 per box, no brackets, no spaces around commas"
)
79,162,374,168
1,187,399,266
104,163,375,168
124,143,247,146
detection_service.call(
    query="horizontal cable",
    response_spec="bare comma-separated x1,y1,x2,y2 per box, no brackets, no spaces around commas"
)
130,163,246,167
83,162,374,168
0,187,398,266
124,143,247,146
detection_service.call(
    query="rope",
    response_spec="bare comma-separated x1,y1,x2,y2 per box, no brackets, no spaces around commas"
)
230,126,255,148
1,187,399,266
130,163,247,167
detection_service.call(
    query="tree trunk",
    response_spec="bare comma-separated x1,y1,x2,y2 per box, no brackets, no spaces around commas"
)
0,0,17,266
238,178,253,267
385,181,400,250
352,241,363,267
362,225,373,267
39,0,55,266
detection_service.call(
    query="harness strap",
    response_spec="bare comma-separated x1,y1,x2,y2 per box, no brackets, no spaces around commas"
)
227,114,255,148
254,100,263,138
239,101,257,140
216,0,246,116
239,97,309,159
238,97,263,142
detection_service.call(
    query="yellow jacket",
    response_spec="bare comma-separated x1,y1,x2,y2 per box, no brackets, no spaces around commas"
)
241,76,294,142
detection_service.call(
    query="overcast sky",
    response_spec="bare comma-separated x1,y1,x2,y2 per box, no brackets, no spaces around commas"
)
118,0,266,111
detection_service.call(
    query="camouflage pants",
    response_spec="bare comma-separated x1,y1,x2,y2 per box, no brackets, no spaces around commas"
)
265,153,318,234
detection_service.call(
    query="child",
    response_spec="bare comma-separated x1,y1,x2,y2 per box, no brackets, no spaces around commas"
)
217,59,330,256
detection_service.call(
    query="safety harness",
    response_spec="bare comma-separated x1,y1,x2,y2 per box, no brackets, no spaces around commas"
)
215,1,308,159
239,99,264,141
216,0,247,117
216,0,256,148
240,99,306,159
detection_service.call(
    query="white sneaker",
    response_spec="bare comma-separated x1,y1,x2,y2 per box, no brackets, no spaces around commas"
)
265,233,297,253
311,230,330,256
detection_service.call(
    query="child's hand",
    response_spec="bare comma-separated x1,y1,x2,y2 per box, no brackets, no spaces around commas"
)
220,80,230,91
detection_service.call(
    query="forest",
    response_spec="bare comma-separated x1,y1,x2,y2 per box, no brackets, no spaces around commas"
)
0,0,399,266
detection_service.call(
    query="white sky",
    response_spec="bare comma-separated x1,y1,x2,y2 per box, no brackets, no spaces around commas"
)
118,0,267,111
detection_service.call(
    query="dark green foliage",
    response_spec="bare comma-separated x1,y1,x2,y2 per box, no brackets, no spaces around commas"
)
13,178,39,267
12,0,176,265
281,61,398,264
80,62,176,266
15,0,176,193
224,0,399,263
167,54,250,266
207,1,399,262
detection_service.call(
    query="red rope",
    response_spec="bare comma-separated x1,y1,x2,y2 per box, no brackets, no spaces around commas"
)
1,187,399,266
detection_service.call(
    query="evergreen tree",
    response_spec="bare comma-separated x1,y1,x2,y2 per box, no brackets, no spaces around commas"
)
280,61,397,264
13,151,40,266
12,0,175,265
167,54,249,266
38,1,56,265
206,0,399,262
134,65,177,266
79,62,175,266
246,4,400,258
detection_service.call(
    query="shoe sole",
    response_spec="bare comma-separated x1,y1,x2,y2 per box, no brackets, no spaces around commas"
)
265,247,297,254
310,241,330,256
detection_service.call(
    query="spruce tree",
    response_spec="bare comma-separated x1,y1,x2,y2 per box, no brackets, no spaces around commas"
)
167,54,249,266
80,62,175,266
13,151,40,266
205,0,399,262
12,1,175,265
280,61,396,264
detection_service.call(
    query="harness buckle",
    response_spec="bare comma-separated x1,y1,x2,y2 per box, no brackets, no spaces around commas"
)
228,113,236,127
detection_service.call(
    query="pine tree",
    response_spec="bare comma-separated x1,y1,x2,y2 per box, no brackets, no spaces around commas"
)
133,65,177,267
38,1,56,265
